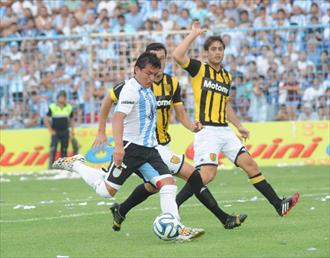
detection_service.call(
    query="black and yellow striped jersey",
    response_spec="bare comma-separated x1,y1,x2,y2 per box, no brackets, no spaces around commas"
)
180,58,232,126
110,73,183,145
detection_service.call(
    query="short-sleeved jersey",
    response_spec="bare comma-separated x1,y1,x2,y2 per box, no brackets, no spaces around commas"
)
47,103,73,131
110,73,183,145
181,59,232,126
115,77,157,147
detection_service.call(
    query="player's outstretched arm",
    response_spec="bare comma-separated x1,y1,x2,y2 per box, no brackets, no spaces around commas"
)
172,21,207,65
174,105,203,132
112,111,126,167
226,103,250,140
92,94,113,152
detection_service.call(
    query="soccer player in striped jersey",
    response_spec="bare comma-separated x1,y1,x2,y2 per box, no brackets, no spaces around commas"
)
53,52,204,241
172,21,299,217
100,43,246,231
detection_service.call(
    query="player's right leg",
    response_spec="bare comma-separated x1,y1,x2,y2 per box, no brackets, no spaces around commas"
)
52,155,116,198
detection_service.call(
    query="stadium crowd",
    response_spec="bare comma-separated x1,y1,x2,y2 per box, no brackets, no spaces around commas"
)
0,0,329,129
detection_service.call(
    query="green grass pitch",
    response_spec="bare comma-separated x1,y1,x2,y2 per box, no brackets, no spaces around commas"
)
1,166,329,258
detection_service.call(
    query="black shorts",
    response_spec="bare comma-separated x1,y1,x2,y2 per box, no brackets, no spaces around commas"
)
105,142,171,189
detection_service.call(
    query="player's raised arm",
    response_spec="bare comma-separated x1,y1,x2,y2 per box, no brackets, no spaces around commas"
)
172,21,207,65
92,93,114,152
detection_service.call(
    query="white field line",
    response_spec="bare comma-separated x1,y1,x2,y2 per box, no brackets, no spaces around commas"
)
0,187,330,207
0,193,328,224
0,188,329,207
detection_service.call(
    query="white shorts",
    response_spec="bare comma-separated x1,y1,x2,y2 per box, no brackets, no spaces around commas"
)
194,126,246,168
155,144,184,175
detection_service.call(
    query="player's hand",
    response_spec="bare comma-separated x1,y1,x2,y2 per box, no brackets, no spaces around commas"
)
191,121,204,133
50,129,56,136
191,21,207,36
237,125,250,141
113,146,125,167
92,131,108,153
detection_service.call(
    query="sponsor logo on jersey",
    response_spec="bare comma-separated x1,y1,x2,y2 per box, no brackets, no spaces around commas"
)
120,100,134,104
156,96,172,107
202,78,229,95
170,155,181,164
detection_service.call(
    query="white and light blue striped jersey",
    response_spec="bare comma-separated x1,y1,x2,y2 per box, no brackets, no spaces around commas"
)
115,77,157,147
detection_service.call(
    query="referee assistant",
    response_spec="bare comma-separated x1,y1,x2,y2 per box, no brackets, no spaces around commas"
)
44,90,74,169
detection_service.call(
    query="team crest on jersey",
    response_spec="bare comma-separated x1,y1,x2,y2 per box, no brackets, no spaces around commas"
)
210,153,217,161
112,167,122,178
164,83,171,93
170,155,181,164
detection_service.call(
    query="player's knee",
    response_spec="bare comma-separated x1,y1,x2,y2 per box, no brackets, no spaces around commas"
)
200,167,217,184
156,176,175,188
95,181,116,198
144,183,159,193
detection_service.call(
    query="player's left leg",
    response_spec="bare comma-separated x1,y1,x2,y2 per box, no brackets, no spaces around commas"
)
236,153,300,216
111,183,158,231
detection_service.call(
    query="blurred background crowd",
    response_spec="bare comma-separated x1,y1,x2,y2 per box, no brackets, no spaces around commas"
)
0,0,329,129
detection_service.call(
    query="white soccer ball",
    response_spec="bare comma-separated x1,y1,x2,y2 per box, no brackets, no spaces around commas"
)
153,213,182,241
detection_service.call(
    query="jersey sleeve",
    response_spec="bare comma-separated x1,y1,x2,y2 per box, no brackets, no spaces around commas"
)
46,106,52,117
172,81,183,106
180,58,202,78
109,81,125,102
115,84,138,115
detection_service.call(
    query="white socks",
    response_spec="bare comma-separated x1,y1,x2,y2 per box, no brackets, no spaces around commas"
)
73,162,112,198
159,184,180,220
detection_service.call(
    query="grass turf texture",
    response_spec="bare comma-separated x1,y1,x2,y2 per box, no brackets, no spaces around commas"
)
1,166,329,258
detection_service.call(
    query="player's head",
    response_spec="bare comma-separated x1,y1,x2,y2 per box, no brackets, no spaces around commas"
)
146,42,167,72
204,36,226,65
134,52,161,88
57,90,67,105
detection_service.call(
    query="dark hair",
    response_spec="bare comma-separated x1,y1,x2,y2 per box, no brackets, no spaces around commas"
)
57,90,67,99
145,42,167,56
204,36,225,51
134,52,161,70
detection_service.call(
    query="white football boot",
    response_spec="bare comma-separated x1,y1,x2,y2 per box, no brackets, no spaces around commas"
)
52,154,85,172
176,226,205,242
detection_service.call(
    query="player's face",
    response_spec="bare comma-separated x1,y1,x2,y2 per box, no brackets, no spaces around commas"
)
135,64,160,88
207,41,225,65
150,49,166,72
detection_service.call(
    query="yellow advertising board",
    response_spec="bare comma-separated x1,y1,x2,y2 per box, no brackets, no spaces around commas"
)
0,121,329,173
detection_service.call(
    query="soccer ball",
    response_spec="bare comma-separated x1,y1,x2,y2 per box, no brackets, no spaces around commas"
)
153,213,182,241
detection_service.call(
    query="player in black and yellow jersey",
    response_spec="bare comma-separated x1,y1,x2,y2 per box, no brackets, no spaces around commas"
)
92,43,247,231
173,21,300,217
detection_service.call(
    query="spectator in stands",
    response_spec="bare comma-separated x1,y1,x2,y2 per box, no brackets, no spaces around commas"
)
302,78,324,107
177,8,191,29
298,103,318,121
97,0,116,17
189,0,209,26
160,9,174,32
143,0,162,22
264,67,280,121
276,104,289,121
53,6,71,34
238,9,251,28
75,0,94,25
249,75,268,122
125,3,144,31
35,5,54,35
9,60,25,116
280,70,300,120
112,14,135,33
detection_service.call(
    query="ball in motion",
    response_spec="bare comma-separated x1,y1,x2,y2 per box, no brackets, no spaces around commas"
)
153,213,182,241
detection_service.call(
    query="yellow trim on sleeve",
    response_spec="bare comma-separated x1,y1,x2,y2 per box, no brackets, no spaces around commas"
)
173,102,183,106
180,59,190,69
110,89,117,101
